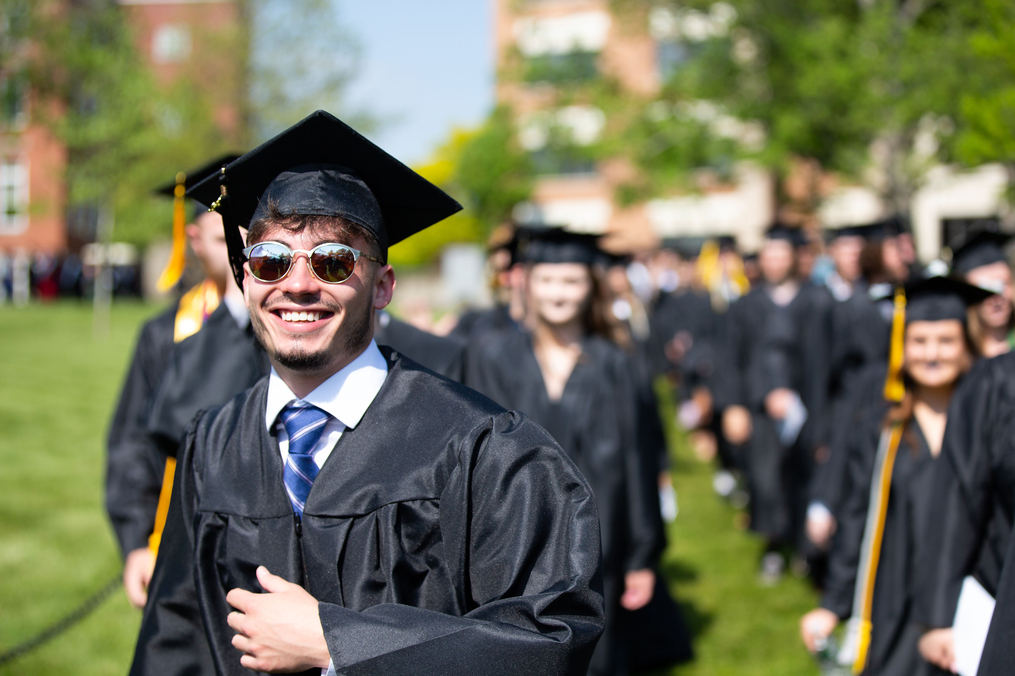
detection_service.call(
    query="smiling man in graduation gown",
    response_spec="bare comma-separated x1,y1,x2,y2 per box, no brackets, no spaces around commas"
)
129,111,605,676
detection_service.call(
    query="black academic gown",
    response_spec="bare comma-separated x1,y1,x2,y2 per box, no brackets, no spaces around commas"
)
374,312,467,382
811,286,892,517
130,348,605,676
647,288,721,388
451,303,521,342
914,352,1015,631
147,303,270,457
821,406,943,676
720,284,830,546
466,331,665,676
978,522,1015,675
105,303,178,557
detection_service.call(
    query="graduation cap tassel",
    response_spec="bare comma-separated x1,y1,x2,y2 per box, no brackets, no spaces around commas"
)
210,167,247,290
882,288,907,403
156,173,188,292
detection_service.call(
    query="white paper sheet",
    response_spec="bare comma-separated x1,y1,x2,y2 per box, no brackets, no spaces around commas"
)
953,575,995,676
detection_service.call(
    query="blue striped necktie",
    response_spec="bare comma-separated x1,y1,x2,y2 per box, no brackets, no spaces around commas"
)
279,401,330,517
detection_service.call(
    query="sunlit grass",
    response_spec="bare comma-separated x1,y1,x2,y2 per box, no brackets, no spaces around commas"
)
0,301,819,675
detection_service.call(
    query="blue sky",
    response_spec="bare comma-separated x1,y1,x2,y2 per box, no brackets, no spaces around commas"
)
338,1,495,166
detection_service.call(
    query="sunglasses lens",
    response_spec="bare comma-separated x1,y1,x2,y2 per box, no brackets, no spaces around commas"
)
311,244,357,283
247,243,291,282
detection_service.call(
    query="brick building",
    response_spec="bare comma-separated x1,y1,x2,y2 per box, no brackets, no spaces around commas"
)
0,0,242,261
494,0,1010,258
494,0,774,253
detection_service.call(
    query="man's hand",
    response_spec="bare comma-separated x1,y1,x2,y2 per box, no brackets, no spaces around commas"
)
764,388,795,421
806,508,837,551
226,566,331,673
722,406,752,445
919,628,957,673
800,608,839,653
621,569,655,611
123,547,155,608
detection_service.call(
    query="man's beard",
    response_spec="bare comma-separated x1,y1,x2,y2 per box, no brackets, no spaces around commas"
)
250,299,373,373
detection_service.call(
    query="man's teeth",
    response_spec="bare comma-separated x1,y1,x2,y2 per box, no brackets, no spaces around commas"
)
280,311,322,322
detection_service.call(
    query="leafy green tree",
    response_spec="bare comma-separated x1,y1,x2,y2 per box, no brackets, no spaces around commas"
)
245,0,375,141
388,128,488,268
613,0,1015,207
3,0,243,247
454,106,534,233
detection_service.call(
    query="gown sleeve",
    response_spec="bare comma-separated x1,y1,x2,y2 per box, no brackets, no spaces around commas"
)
317,412,606,676
129,421,216,676
105,311,174,557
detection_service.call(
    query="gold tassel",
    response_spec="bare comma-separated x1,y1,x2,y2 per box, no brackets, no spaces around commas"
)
156,172,188,292
853,619,872,675
883,288,907,402
147,457,176,559
851,422,905,673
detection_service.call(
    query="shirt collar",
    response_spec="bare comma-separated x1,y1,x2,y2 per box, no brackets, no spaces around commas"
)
265,340,389,431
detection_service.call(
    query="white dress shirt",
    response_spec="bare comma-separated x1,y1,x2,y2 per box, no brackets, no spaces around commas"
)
265,340,388,468
262,340,388,676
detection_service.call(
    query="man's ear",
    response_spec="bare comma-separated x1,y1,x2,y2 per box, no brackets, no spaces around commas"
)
373,265,395,310
185,223,202,254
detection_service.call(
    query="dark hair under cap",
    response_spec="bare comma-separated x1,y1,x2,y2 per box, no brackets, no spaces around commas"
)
519,227,602,266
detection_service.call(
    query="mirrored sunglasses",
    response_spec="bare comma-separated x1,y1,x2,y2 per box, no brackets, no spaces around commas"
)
241,241,383,284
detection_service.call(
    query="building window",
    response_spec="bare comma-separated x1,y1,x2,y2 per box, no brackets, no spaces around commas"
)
650,4,736,81
0,157,28,235
519,105,604,176
0,76,27,129
152,24,192,64
523,50,599,84
515,11,610,84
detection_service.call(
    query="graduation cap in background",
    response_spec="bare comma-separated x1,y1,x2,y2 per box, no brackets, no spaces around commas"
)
516,227,602,266
880,274,992,402
947,223,1012,276
823,215,906,244
716,235,738,252
764,223,807,247
153,153,241,292
187,110,463,289
661,236,707,260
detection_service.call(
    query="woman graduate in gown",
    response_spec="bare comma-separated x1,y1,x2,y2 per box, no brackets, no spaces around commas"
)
913,227,1015,671
800,276,989,676
467,228,665,676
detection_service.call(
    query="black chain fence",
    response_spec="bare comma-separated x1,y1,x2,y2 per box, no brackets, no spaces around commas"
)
0,571,121,668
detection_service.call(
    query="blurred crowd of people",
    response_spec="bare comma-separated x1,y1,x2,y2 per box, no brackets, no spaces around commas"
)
100,139,1015,675
0,249,142,303
437,214,1012,676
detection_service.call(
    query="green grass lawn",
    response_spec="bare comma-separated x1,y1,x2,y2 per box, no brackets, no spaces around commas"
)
0,301,820,675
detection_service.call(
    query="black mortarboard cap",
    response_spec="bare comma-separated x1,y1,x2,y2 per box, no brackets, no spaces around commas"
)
716,235,738,252
153,153,241,291
949,224,1012,276
765,224,807,247
661,236,706,259
187,111,462,287
903,275,992,324
155,153,242,202
824,224,871,243
825,216,905,243
518,227,602,266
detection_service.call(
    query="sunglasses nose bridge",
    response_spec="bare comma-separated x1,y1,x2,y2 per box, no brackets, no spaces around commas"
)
284,249,321,286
